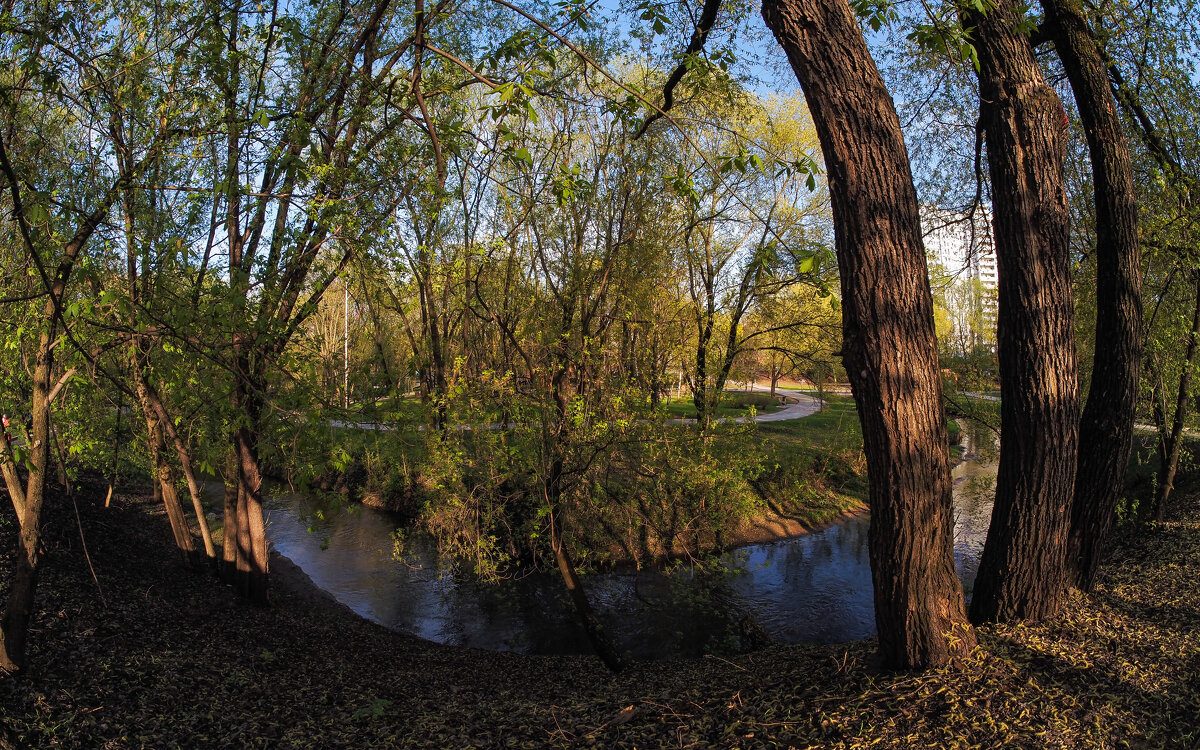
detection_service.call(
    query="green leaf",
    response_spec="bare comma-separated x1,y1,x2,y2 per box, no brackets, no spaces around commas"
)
26,202,49,225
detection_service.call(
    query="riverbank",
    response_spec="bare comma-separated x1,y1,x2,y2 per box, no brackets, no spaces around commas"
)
723,500,867,549
319,395,870,569
2,479,1197,747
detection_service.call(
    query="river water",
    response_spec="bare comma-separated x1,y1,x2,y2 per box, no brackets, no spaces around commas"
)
265,421,999,659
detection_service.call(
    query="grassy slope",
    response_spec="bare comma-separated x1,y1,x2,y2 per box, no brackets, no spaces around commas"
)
1,477,1197,748
750,395,869,529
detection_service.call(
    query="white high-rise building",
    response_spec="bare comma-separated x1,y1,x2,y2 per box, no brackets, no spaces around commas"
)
921,207,998,347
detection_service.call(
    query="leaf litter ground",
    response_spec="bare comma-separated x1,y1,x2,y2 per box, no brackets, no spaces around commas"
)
0,479,1197,748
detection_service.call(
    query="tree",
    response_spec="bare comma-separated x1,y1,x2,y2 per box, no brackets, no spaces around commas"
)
1098,0,1200,523
190,0,434,602
964,0,1080,624
745,285,841,395
0,0,186,671
1038,0,1143,592
762,0,975,668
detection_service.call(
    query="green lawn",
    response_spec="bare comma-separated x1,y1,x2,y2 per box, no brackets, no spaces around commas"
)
661,390,786,419
756,394,858,443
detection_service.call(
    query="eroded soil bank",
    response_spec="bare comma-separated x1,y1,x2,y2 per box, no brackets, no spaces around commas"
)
1,479,1197,748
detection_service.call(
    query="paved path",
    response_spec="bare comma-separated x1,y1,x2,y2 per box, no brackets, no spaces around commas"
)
959,392,1001,402
333,390,826,432
672,393,823,424
753,394,824,422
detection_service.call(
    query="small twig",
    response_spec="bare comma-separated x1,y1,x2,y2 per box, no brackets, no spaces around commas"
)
704,653,749,672
70,492,106,607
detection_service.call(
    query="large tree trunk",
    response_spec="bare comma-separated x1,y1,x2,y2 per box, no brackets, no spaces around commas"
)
1041,0,1144,592
967,0,1081,624
762,0,975,669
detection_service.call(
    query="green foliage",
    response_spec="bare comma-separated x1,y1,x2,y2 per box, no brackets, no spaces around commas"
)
850,0,898,31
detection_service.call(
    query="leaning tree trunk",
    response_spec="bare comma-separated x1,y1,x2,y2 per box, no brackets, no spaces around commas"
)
967,0,1081,624
546,458,625,673
1041,0,1144,592
145,389,217,562
543,367,625,672
0,432,27,520
133,361,197,563
762,0,975,669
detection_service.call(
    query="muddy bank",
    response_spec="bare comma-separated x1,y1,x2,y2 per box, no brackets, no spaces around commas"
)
726,502,868,549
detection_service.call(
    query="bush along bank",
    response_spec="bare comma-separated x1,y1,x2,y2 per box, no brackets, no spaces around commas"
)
299,408,867,577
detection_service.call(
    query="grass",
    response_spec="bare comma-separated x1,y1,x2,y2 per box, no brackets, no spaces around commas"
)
661,390,785,419
757,394,862,447
751,395,869,515
1,477,1197,748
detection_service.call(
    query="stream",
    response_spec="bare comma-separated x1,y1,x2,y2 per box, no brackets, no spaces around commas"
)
264,420,999,659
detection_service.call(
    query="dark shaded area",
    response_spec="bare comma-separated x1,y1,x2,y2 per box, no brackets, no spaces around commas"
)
1,476,1197,747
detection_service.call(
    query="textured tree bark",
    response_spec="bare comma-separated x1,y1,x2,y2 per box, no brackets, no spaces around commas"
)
966,0,1081,624
231,376,270,606
134,365,197,562
1040,0,1144,593
225,330,269,602
762,0,975,669
234,462,253,598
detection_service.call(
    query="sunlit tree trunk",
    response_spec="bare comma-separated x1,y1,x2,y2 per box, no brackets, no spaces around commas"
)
230,363,270,605
966,0,1080,624
762,0,975,669
135,368,197,562
220,447,240,584
142,384,217,561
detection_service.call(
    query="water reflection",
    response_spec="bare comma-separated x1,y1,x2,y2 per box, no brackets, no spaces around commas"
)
951,418,1001,594
265,420,998,659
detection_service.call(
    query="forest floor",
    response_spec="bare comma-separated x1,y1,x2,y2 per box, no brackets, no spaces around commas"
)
1,479,1198,749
